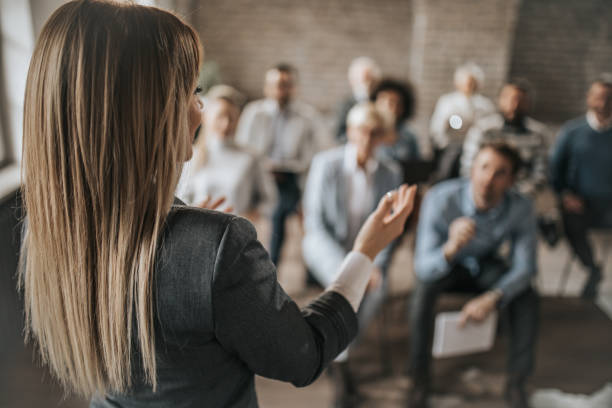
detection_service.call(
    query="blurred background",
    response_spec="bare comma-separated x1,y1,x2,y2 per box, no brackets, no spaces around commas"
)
1,1,611,407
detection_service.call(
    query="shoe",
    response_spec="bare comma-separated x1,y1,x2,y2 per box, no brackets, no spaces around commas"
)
407,380,429,408
504,384,528,408
581,267,602,300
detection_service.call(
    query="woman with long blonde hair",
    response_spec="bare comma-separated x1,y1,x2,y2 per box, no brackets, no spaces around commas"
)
19,1,416,407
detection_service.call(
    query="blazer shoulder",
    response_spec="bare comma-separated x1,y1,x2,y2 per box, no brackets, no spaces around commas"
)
164,206,237,245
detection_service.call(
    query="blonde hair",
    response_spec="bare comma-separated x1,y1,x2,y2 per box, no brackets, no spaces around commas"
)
190,85,244,169
19,0,201,397
346,101,387,129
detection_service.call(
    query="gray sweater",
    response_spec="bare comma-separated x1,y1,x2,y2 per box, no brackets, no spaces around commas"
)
91,202,357,407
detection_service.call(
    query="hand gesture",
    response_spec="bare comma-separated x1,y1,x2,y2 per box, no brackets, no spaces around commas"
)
352,184,417,261
444,217,476,261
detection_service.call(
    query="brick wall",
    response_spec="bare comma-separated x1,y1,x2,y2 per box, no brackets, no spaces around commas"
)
409,0,520,152
192,0,413,114
509,0,612,123
188,0,610,149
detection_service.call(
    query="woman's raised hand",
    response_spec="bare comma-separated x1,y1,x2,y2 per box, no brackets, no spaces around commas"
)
352,184,417,261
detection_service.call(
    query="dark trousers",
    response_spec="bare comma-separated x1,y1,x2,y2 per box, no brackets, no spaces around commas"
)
432,143,462,183
409,264,539,387
561,202,612,270
269,172,301,265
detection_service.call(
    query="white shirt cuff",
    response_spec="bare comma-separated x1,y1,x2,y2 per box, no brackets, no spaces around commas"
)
326,251,374,312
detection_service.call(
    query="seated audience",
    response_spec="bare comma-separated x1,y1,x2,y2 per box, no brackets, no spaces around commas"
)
410,142,538,408
303,102,405,407
371,78,421,166
550,74,612,299
177,85,277,219
461,79,550,197
335,57,382,144
429,62,496,180
236,63,325,265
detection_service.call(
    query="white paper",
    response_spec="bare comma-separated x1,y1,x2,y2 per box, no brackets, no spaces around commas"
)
432,311,498,358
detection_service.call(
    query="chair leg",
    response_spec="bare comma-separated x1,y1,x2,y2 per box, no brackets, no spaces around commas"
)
378,303,392,376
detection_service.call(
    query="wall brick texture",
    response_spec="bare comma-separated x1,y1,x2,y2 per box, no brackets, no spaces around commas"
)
509,0,612,123
188,0,612,144
193,0,412,115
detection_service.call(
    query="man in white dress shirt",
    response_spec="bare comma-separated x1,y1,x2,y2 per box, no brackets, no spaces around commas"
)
429,62,496,181
236,63,327,265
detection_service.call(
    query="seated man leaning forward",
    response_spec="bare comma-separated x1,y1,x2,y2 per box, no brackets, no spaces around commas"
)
409,141,538,408
303,101,403,406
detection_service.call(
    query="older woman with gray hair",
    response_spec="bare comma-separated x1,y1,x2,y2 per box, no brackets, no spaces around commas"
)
429,62,495,180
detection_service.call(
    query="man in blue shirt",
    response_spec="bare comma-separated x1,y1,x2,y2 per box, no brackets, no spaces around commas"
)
408,142,538,408
550,75,612,300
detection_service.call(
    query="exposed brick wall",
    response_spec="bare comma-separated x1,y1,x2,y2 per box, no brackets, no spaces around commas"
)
188,0,610,150
509,0,612,123
191,0,413,115
409,0,520,152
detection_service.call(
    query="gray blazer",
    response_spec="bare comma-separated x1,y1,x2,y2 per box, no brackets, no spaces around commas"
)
91,202,357,408
302,146,402,287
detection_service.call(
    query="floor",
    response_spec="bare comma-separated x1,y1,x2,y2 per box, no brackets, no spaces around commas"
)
2,213,612,408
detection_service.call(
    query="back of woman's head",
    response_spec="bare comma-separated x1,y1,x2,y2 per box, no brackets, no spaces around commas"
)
21,0,201,397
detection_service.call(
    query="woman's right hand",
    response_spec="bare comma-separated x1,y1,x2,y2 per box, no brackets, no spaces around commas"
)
352,184,417,261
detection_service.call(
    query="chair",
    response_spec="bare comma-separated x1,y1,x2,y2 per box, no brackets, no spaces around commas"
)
558,228,612,295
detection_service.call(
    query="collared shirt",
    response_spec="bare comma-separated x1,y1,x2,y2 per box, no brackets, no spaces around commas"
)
429,91,496,149
460,113,550,196
586,110,612,132
343,143,378,246
177,137,277,216
235,98,327,175
414,178,537,303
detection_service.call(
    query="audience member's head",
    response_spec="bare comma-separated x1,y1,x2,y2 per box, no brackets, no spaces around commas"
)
348,57,382,101
264,63,296,108
370,78,416,126
587,73,612,124
470,141,522,210
346,102,387,167
498,79,532,123
202,85,245,141
454,62,485,96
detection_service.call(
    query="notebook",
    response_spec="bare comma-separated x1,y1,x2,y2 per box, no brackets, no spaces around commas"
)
432,311,498,358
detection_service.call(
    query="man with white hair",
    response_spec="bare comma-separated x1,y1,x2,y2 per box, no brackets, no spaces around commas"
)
303,101,403,407
335,57,382,143
236,63,326,266
429,62,496,180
